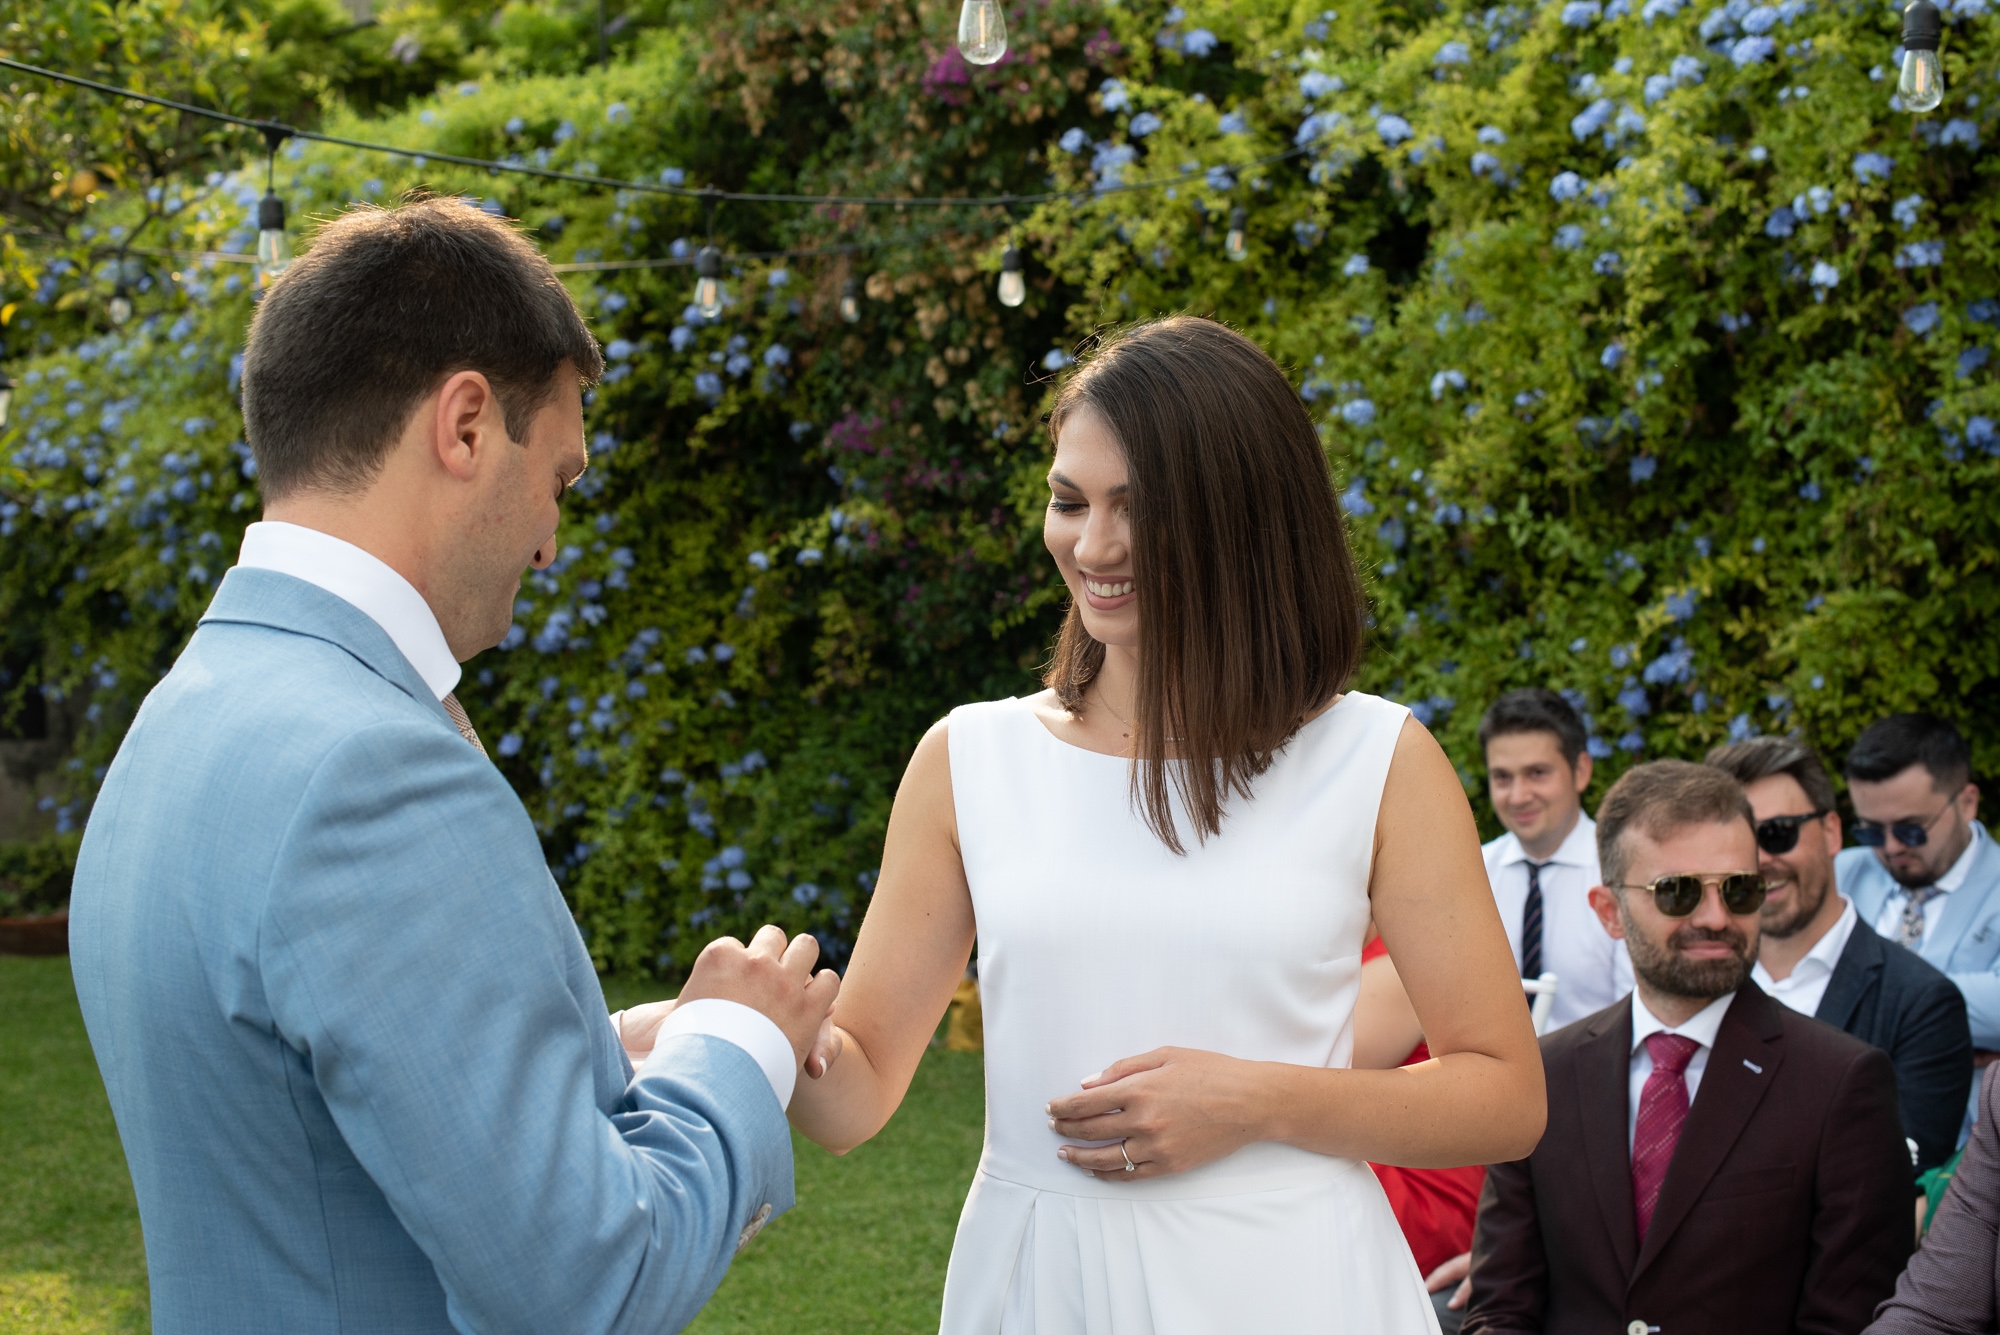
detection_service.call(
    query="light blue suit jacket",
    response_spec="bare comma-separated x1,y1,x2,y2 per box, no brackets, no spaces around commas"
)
70,568,792,1335
1839,824,2000,1050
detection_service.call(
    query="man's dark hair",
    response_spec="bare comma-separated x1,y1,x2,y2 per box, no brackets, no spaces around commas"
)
1705,735,1838,815
1477,688,1588,769
1846,713,1971,792
241,198,603,500
1597,760,1756,889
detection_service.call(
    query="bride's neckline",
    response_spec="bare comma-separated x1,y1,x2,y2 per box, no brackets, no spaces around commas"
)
1023,690,1351,760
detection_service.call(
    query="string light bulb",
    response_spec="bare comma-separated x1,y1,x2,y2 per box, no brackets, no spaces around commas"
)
1225,207,1249,262
1900,0,1944,112
997,247,1026,307
255,124,295,289
694,245,726,319
840,278,861,323
107,285,133,327
0,369,14,430
957,0,1008,65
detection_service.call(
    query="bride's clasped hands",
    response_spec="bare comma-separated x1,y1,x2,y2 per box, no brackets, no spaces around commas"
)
1046,1046,1273,1182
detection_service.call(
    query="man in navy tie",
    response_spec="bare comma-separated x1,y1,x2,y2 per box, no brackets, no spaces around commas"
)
1463,761,1911,1335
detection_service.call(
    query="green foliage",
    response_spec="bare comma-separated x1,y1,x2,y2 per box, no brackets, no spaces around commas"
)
0,835,77,916
4,0,1999,966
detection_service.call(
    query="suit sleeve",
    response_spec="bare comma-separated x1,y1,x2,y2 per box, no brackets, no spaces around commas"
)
1797,1045,1918,1335
260,720,793,1335
1864,1066,2000,1334
1461,1156,1548,1335
1945,965,2000,1053
1893,972,1976,1175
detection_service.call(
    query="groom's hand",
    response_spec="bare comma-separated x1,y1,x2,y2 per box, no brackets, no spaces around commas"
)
680,925,841,1074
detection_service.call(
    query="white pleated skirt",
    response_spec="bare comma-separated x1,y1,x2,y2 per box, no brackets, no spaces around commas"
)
939,1156,1441,1335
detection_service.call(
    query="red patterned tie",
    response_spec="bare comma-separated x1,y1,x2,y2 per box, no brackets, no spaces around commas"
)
1631,1032,1700,1239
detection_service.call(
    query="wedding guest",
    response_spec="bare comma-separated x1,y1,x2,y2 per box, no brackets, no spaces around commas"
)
1863,1066,2000,1334
68,201,837,1335
1838,714,2000,1064
1708,735,1971,1173
1464,761,1913,1334
1478,689,1633,1030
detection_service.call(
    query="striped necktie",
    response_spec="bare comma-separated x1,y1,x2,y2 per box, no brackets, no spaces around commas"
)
1521,860,1550,978
441,692,488,757
1632,1032,1701,1238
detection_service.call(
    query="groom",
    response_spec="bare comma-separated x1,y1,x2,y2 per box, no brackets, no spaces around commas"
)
69,198,835,1334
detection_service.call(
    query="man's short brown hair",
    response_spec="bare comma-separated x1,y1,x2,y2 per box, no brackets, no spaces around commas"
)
241,198,603,500
1704,735,1839,814
1596,759,1756,888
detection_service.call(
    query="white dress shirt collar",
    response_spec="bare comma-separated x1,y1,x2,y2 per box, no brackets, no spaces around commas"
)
1630,986,1735,1055
1751,897,1856,1016
1495,809,1598,869
236,521,461,701
1936,822,1986,895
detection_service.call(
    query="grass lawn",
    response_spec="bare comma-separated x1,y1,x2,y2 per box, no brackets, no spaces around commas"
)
0,959,982,1334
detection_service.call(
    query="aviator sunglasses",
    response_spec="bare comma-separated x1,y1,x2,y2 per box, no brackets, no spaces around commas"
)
1755,810,1830,856
1611,871,1768,917
1851,798,1957,849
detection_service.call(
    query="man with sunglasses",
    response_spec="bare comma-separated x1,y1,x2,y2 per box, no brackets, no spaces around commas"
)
1464,761,1912,1335
1708,736,1970,1174
1837,715,2000,1070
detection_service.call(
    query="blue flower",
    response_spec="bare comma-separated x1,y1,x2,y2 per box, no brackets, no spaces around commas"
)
1799,480,1823,500
1959,347,1990,379
1853,151,1895,183
1904,302,1941,336
1218,110,1249,135
1618,731,1647,752
1664,590,1697,620
1470,150,1501,176
497,733,524,757
1430,368,1467,398
1435,40,1472,64
797,547,824,565
1549,170,1586,201
1376,114,1414,145
1593,251,1623,275
1342,252,1371,276
1670,53,1705,83
1571,99,1615,141
1893,194,1926,229
1293,220,1325,248
1642,0,1684,18
1340,479,1374,514
1601,341,1626,368
1100,78,1131,112
1341,398,1377,426
1059,127,1090,154
1896,240,1945,269
504,116,526,135
1731,35,1776,64
1630,455,1658,481
605,101,631,124
1555,223,1587,250
1617,685,1651,715
1477,125,1508,145
1181,27,1219,55
1092,142,1138,187
1129,111,1164,137
1809,260,1840,297
1764,205,1797,238
763,343,791,367
1942,119,1982,150
1970,299,2000,324
1377,517,1406,548
1561,0,1602,24
1300,71,1344,101
1205,165,1235,190
1644,73,1675,103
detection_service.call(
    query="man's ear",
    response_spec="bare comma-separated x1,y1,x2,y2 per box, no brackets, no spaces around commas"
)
429,370,501,483
1572,750,1594,795
1588,885,1625,940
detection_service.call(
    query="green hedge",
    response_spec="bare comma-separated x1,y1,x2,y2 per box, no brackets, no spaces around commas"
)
4,0,1998,963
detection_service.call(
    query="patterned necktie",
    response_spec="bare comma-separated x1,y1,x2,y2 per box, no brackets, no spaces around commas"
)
1895,885,1942,948
441,692,488,758
1632,1032,1701,1239
1521,860,1550,979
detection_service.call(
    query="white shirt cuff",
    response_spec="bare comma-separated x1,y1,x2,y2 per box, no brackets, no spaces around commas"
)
646,998,797,1111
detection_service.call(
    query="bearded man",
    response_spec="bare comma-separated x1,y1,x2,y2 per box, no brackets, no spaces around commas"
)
1707,736,1970,1174
1462,760,1912,1335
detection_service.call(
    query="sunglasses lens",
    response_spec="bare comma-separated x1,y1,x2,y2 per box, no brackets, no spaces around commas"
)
1653,875,1705,916
1894,824,1930,848
1721,874,1768,914
1853,824,1886,847
1756,820,1802,855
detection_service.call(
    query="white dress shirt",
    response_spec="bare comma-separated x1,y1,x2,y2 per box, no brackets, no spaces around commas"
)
1752,897,1858,1020
235,521,797,1109
1483,811,1634,1029
1627,989,1736,1150
1871,822,1987,945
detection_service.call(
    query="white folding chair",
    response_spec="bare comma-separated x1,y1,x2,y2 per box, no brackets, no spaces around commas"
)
1522,972,1559,1036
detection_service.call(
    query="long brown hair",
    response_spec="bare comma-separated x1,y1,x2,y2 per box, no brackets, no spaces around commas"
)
1043,316,1367,853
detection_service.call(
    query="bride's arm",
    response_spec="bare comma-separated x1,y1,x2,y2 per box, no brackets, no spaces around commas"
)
1048,715,1546,1177
785,719,977,1153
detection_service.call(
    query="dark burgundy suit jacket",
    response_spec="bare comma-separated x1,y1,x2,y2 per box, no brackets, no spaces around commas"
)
1463,981,1913,1335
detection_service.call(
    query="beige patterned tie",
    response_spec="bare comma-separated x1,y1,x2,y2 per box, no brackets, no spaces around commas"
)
1896,885,1941,948
441,692,488,758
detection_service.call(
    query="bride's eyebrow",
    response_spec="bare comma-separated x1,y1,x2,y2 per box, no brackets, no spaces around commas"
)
1047,470,1129,496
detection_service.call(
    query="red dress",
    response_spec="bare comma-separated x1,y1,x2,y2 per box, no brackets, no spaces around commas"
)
1362,936,1488,1276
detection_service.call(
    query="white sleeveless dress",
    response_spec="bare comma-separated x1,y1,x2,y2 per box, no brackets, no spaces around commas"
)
938,691,1439,1335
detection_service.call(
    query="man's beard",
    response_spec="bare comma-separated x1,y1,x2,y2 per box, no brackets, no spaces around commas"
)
1886,853,1946,890
1760,867,1829,939
1624,912,1754,1000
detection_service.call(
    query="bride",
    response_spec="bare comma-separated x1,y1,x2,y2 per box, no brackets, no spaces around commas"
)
786,316,1545,1331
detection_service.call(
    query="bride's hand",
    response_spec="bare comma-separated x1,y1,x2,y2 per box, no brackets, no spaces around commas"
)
1045,1047,1261,1181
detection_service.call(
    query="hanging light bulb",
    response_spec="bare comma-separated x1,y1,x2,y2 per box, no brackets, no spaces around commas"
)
958,0,1008,65
256,192,292,288
0,369,14,430
1225,207,1249,262
840,278,862,324
1900,0,1944,112
997,247,1026,308
694,245,726,319
107,285,133,327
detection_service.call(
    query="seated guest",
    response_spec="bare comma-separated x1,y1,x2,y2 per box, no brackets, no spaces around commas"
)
1708,735,1972,1173
1356,932,1486,1335
1464,761,1913,1335
1864,1067,2000,1334
1478,689,1632,1030
1838,714,2000,1067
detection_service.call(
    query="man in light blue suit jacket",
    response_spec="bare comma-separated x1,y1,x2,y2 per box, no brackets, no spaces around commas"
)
1835,713,2000,1053
69,198,838,1334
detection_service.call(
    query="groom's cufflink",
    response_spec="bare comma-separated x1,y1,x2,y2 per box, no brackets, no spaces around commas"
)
735,1203,774,1255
